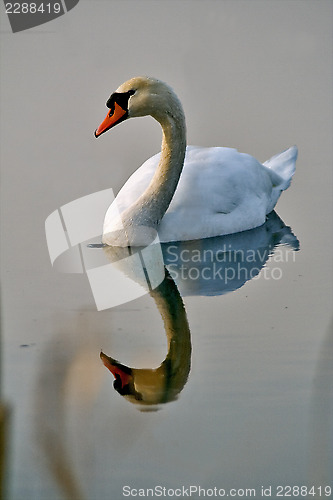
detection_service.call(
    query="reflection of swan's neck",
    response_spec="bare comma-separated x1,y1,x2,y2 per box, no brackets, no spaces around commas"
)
124,108,187,228
101,269,191,407
150,269,191,381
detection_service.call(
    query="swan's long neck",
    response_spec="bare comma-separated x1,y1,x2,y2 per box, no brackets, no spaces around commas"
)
125,106,186,228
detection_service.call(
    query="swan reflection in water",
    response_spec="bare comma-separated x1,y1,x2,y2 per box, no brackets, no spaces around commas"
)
100,211,299,410
100,268,191,411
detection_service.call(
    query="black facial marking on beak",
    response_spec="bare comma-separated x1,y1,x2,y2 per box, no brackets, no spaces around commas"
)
106,89,135,112
95,90,136,138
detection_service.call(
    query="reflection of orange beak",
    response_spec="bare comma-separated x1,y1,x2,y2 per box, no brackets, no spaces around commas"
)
94,101,127,137
100,351,132,388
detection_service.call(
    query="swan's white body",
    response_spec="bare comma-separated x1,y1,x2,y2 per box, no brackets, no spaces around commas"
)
104,144,297,243
96,77,297,246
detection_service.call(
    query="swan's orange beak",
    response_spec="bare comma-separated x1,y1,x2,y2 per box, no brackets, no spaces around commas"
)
100,351,132,388
94,101,127,138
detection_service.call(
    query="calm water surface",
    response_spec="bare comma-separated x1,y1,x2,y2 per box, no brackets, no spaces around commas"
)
2,198,332,499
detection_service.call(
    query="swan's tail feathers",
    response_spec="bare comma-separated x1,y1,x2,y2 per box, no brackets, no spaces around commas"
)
264,145,298,191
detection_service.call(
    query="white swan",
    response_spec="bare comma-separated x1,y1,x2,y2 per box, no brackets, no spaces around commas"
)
95,76,297,247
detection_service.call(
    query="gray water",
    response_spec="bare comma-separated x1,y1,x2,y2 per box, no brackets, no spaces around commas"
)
1,1,332,499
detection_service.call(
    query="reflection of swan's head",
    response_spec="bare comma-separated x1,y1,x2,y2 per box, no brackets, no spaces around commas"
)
100,351,187,411
100,352,143,403
95,76,184,137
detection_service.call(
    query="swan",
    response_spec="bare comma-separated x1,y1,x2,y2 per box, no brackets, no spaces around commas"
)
95,76,297,247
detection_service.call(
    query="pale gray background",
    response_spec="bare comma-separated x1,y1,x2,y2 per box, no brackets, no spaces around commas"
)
1,1,332,499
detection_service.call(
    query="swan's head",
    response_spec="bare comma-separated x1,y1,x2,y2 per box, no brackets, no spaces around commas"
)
95,76,184,137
